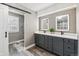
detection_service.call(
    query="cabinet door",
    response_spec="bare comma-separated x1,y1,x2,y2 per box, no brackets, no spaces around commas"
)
38,34,45,48
74,40,78,56
44,35,53,52
34,34,45,48
53,37,63,55
34,34,40,46
48,36,53,52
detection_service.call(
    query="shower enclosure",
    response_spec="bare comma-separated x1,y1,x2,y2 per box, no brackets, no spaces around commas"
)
9,11,25,56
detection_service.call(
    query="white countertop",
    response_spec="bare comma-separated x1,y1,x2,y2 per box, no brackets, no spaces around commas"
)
35,31,79,40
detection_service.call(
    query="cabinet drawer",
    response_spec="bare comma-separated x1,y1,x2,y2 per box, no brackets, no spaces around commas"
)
64,39,74,44
64,46,74,53
64,43,74,50
64,51,74,56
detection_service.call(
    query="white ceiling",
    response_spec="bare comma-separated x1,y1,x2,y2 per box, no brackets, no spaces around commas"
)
19,3,54,12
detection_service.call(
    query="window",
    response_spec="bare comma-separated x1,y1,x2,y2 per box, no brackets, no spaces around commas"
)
40,18,49,30
56,14,69,31
8,15,19,32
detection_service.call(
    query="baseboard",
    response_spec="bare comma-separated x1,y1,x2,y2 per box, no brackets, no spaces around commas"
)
9,39,24,44
24,44,35,50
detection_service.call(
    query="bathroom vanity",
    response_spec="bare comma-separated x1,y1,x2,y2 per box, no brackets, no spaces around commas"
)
34,32,79,56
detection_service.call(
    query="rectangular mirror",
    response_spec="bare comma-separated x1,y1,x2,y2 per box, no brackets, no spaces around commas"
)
56,14,69,31
40,18,49,30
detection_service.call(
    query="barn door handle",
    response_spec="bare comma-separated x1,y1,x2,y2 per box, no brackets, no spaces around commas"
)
5,32,7,38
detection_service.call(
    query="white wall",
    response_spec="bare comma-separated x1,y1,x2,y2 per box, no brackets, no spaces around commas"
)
24,13,37,47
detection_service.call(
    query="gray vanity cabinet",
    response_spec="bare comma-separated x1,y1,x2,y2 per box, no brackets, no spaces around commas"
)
34,33,78,56
53,37,63,56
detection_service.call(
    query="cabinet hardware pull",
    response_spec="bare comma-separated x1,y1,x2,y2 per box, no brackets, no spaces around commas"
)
68,47,70,48
5,32,7,38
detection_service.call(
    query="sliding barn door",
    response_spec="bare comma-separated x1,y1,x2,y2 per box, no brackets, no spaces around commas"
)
0,4,9,56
